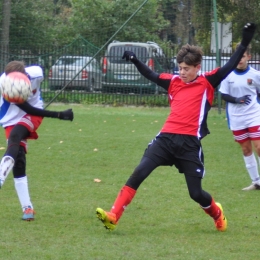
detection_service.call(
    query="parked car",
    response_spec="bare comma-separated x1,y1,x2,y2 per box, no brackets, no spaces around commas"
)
101,41,170,94
48,56,102,91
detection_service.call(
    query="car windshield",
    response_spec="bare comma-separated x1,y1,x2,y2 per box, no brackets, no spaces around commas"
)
109,46,148,63
56,57,87,66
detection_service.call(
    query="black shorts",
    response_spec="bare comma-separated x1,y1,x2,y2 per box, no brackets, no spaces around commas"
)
143,133,205,177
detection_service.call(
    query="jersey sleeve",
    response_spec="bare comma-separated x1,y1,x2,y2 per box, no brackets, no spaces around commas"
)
205,44,248,88
16,102,60,118
157,73,173,90
132,59,171,91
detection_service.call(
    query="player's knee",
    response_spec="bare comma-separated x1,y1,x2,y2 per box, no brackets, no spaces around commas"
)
126,158,157,189
8,132,21,145
8,125,29,145
188,189,202,203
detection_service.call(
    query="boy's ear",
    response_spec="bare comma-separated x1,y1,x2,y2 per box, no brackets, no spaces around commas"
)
196,64,201,71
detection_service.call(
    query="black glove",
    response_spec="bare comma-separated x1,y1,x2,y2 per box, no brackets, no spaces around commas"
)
122,51,137,62
235,95,251,105
58,109,74,121
241,23,256,47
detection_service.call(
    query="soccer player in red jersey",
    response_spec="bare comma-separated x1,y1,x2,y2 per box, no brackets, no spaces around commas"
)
96,23,256,232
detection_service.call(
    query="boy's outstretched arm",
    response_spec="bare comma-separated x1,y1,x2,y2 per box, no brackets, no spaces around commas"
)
16,102,74,121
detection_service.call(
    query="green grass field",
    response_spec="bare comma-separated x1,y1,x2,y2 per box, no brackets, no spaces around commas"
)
0,104,259,260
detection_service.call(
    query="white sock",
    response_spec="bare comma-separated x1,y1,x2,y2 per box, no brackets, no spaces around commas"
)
243,154,260,183
0,156,14,186
14,176,33,211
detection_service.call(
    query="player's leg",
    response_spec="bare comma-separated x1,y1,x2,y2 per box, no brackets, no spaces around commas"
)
234,128,260,190
13,145,35,221
184,174,227,232
240,140,260,190
0,115,42,188
250,126,260,189
96,136,167,230
177,136,227,231
96,156,158,230
253,140,260,183
0,125,29,187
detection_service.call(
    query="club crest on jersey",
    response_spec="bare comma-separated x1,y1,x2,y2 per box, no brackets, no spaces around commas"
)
247,78,253,85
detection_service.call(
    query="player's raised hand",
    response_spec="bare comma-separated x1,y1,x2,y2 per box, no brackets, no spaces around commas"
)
58,109,74,121
235,95,251,105
122,51,137,62
241,23,256,47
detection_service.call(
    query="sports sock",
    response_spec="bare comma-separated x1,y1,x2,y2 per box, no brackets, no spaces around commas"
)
243,154,260,183
201,199,221,220
14,176,33,210
0,155,14,187
110,185,136,222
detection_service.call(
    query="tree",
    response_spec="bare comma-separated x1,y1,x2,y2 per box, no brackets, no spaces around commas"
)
67,0,170,48
1,0,11,72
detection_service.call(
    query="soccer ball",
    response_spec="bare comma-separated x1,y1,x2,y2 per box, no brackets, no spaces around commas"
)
0,72,32,104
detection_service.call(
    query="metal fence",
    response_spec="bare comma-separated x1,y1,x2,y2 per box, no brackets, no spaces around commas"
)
2,37,260,108
2,1,260,108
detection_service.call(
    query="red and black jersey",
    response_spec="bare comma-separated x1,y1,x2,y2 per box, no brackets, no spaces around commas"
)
131,44,248,139
158,70,217,138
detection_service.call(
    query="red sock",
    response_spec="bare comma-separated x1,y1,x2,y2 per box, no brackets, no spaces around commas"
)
110,185,136,222
202,199,221,220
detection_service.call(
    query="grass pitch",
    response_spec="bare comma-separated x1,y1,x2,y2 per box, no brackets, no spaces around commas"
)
0,105,259,260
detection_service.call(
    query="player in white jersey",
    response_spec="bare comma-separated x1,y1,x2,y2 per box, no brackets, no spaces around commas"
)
0,61,74,220
220,44,260,191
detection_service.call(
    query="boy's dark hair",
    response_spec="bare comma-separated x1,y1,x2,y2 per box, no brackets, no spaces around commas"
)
236,42,251,54
5,61,26,75
176,44,203,66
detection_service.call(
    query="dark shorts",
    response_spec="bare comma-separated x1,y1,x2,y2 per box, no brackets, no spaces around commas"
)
143,133,205,177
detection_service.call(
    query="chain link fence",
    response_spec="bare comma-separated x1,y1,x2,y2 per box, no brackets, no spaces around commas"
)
1,0,259,107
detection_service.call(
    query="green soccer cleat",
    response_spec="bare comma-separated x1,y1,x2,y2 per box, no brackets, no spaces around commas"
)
96,207,117,231
214,203,227,232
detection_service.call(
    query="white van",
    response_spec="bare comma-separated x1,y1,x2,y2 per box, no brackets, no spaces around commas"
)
101,41,169,94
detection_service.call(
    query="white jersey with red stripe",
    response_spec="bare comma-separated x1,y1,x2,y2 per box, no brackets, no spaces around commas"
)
0,66,44,128
159,73,215,138
219,66,260,130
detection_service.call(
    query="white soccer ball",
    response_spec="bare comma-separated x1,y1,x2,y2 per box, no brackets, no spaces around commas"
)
0,72,32,104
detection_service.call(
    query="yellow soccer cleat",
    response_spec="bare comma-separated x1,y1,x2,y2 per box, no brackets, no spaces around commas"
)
214,203,227,232
96,207,117,231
